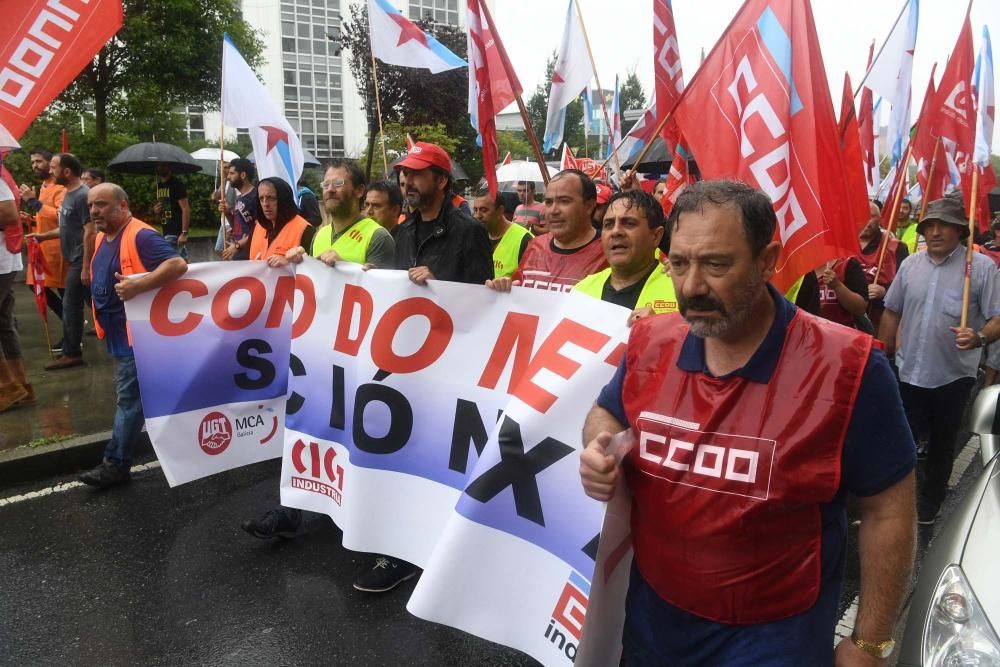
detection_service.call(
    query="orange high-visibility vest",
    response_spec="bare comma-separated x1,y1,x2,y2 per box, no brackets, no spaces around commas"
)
91,217,156,340
250,215,310,260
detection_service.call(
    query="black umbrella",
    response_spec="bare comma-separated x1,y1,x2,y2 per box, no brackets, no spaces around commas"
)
621,138,672,173
107,141,202,175
387,154,469,181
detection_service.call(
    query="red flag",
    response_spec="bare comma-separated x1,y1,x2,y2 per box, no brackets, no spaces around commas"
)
838,73,871,232
26,239,48,322
931,14,977,214
672,0,858,291
653,0,684,144
560,143,578,171
858,41,877,196
660,140,694,217
501,151,511,166
0,1,123,138
911,65,947,205
468,0,523,197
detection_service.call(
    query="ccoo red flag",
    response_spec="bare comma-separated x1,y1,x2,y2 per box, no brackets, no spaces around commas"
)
928,14,977,216
26,238,48,322
0,1,123,138
467,0,523,198
911,66,948,206
672,0,859,291
838,73,871,232
653,0,685,145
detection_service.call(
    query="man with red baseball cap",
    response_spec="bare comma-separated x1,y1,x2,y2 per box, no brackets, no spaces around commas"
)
358,141,491,593
393,142,493,287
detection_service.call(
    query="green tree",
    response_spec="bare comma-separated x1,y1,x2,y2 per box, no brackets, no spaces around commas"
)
496,131,533,162
358,122,458,172
526,53,584,159
341,5,481,184
619,69,647,135
56,0,264,143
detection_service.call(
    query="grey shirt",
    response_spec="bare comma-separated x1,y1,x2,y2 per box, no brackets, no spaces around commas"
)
59,184,90,264
884,245,1000,388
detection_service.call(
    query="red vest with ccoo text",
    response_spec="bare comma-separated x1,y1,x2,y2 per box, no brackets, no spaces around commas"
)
621,310,871,624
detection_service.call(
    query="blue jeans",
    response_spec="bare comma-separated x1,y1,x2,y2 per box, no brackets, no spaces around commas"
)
103,353,144,467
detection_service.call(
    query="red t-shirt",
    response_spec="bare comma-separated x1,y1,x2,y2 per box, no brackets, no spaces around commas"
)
512,232,608,292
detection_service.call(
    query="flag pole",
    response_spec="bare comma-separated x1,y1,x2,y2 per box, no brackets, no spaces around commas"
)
368,49,390,176
917,136,941,221
219,57,229,249
479,0,550,184
960,168,980,328
573,0,620,176
873,145,913,285
853,0,911,98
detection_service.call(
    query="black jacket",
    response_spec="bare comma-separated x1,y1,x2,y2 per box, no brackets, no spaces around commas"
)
394,197,494,285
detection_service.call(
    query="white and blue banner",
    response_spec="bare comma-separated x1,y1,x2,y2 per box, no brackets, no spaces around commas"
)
126,259,634,666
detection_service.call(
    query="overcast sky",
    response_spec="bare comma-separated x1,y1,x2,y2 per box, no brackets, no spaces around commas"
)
491,0,1000,151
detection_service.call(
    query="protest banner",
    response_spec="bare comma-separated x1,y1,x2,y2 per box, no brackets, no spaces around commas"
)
280,259,631,666
125,262,302,486
127,258,635,664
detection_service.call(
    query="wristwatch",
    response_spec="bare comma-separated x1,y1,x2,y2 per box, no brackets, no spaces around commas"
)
851,632,895,659
977,331,989,348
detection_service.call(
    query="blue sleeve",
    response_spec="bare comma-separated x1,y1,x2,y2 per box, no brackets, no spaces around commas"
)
596,356,629,426
136,229,181,270
841,348,916,497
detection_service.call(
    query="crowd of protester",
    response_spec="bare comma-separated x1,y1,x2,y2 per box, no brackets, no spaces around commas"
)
2,139,999,662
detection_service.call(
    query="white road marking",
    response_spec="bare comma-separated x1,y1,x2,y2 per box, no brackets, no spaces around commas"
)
0,461,161,508
833,435,981,643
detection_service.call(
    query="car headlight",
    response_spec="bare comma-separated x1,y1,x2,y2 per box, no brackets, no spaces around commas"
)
923,564,1000,667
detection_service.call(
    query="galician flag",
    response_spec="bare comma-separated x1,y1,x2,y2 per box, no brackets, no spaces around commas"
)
368,0,466,73
865,0,918,167
222,35,303,191
543,0,592,152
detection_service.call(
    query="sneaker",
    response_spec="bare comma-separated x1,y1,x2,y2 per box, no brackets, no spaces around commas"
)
353,556,417,593
918,496,941,525
0,384,29,413
79,461,131,489
44,355,84,371
50,343,63,354
241,506,302,539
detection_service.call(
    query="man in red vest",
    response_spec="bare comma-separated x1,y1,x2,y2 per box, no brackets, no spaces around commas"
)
580,180,916,665
79,183,187,489
857,200,909,331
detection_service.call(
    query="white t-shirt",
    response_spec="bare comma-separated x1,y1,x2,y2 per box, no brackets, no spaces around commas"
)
0,178,23,274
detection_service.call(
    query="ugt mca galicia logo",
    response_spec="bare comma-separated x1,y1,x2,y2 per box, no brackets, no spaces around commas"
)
198,411,232,456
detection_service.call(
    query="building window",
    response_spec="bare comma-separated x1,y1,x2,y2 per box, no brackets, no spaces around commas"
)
408,0,459,25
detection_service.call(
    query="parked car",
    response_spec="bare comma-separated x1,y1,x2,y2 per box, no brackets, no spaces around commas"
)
898,385,1000,666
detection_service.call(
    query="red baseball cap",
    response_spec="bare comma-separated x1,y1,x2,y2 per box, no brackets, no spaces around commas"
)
595,182,613,204
395,141,452,173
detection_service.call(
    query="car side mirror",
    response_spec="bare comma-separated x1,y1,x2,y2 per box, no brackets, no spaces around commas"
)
967,384,1000,464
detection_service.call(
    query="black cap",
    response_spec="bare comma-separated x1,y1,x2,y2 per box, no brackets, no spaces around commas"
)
917,191,969,239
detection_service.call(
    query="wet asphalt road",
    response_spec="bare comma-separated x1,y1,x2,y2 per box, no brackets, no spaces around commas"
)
0,440,983,666
0,460,535,667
